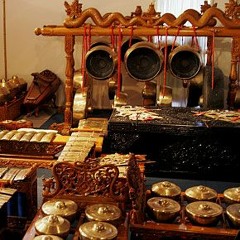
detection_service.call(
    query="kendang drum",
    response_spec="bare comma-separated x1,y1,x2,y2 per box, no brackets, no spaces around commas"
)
85,43,117,80
168,45,202,80
124,41,164,81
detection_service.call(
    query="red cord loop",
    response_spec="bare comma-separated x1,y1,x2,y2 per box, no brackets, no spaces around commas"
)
129,26,134,47
162,27,169,98
156,26,161,50
172,25,181,51
191,26,200,51
117,26,123,97
81,25,88,89
111,25,115,49
211,30,215,89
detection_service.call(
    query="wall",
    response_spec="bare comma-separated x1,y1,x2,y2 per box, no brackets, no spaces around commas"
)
0,0,232,107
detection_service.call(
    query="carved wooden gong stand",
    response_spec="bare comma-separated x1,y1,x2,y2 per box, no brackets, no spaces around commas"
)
35,0,240,134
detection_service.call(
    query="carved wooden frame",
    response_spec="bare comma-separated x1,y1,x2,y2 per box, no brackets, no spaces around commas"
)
35,0,240,133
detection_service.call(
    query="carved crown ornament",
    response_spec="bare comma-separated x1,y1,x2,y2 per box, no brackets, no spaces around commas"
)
62,0,240,28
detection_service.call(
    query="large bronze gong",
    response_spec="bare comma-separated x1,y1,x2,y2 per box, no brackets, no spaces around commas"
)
85,44,117,80
121,36,145,62
124,42,163,81
168,45,202,80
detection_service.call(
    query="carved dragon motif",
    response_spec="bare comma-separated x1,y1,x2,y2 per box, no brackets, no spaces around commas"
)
63,1,240,29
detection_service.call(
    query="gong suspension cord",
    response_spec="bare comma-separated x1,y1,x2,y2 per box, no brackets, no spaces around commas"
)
81,25,88,89
211,29,215,89
87,25,91,51
117,26,123,97
237,56,240,86
129,26,134,47
86,25,91,87
156,26,162,99
147,35,152,43
191,26,200,51
162,27,170,98
172,25,181,51
156,26,161,50
3,0,7,80
110,25,115,50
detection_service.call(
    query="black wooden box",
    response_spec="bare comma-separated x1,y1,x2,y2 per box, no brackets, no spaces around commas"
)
106,107,240,182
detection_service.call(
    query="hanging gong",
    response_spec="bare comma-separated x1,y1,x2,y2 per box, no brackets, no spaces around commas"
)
121,36,145,62
124,41,163,81
85,45,117,80
168,45,202,80
90,38,110,49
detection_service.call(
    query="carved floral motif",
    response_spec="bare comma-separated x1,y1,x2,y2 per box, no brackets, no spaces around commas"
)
42,161,128,203
225,0,240,19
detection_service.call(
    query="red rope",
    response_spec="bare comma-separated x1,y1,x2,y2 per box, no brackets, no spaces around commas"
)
211,30,215,89
156,26,161,50
237,57,240,86
162,27,169,98
81,25,88,89
111,25,115,49
117,27,123,97
129,26,134,47
172,25,181,51
84,25,92,87
87,25,91,51
192,26,200,51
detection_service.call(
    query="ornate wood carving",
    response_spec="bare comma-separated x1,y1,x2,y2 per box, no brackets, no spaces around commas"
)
0,156,55,169
64,0,82,19
225,0,240,20
127,154,146,224
42,160,129,208
63,35,74,133
63,2,240,29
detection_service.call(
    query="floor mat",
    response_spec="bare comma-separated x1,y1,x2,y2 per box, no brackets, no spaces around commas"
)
19,108,57,128
40,112,64,129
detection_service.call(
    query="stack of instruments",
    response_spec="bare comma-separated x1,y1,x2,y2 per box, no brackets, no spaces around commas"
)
58,131,98,162
58,117,109,162
0,187,17,228
0,129,63,157
0,167,33,182
0,167,33,222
